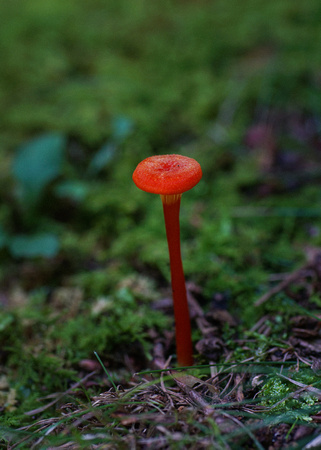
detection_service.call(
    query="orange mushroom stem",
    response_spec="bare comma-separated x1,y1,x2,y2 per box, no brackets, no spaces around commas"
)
133,154,202,366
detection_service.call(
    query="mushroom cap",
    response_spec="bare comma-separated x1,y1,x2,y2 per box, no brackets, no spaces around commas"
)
133,154,202,195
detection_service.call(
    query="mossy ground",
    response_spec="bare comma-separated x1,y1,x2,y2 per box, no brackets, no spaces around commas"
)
1,0,321,448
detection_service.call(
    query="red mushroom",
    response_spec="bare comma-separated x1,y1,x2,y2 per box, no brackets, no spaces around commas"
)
133,154,202,366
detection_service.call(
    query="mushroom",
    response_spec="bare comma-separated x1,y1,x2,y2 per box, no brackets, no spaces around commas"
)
133,154,202,366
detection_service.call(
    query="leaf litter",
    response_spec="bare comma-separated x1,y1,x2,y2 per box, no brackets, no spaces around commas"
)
6,272,321,449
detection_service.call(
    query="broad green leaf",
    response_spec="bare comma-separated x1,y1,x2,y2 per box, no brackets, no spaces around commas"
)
12,133,66,204
9,233,60,258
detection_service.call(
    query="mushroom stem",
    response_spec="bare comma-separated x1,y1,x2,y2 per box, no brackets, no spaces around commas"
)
161,194,193,366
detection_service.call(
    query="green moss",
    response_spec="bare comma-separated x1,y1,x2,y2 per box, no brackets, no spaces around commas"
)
261,372,318,417
50,287,169,361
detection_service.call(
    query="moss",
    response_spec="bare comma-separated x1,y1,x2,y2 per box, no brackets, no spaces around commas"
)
261,372,318,417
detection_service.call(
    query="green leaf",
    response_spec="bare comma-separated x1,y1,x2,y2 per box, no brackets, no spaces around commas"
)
111,116,134,142
54,180,90,202
9,233,60,258
87,143,116,175
12,133,66,204
0,314,14,332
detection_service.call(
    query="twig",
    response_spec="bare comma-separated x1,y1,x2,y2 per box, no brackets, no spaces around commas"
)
24,370,97,416
255,263,311,306
277,373,321,397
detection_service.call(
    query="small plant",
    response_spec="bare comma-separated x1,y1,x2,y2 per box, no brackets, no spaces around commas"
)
0,117,134,259
0,133,67,258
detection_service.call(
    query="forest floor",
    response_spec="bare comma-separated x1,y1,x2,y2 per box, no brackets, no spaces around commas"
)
1,1,321,448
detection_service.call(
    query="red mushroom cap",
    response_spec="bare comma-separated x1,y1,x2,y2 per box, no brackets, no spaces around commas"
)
133,154,202,195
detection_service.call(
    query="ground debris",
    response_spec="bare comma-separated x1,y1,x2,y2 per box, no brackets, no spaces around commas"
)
8,356,320,450
255,246,321,306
